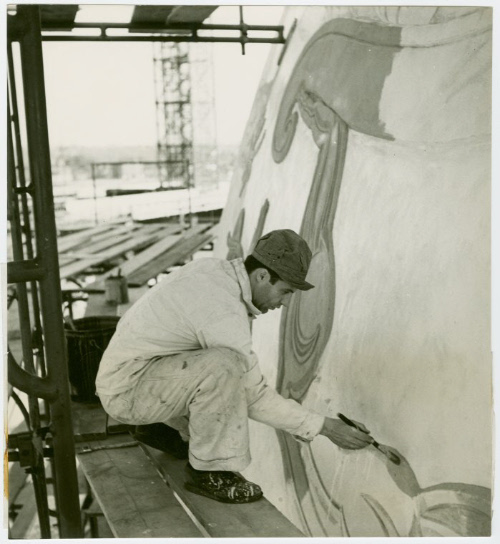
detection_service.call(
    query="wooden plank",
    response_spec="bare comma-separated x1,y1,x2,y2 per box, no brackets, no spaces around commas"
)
167,5,218,23
74,229,134,255
137,223,175,235
57,223,117,253
129,234,213,285
59,229,165,280
62,250,107,260
93,233,184,289
83,501,114,538
77,435,202,538
71,401,131,442
59,224,165,269
140,445,305,538
40,5,79,28
93,515,115,538
58,254,78,265
61,223,144,258
86,224,185,291
127,226,214,286
130,5,176,26
59,231,134,270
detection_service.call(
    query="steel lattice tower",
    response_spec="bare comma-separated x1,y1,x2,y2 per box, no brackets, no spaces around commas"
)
153,42,218,190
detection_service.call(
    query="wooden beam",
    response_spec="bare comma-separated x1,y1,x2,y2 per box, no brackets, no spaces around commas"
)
82,500,114,538
86,224,185,290
59,228,166,280
77,435,202,538
71,226,136,255
140,444,305,538
130,5,176,26
40,5,79,29
58,223,167,269
57,223,116,253
127,225,214,286
167,6,218,24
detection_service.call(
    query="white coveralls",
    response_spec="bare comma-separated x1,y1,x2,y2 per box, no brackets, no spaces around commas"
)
96,257,325,471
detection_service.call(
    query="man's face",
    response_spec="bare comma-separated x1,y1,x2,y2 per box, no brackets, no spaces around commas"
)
251,270,297,314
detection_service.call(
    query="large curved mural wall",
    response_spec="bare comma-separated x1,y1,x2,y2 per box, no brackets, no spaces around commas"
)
214,6,492,537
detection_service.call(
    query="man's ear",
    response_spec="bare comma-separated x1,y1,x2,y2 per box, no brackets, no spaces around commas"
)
256,268,270,283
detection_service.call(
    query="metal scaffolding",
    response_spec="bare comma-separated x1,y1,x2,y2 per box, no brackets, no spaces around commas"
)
7,6,83,537
153,41,218,190
153,42,194,189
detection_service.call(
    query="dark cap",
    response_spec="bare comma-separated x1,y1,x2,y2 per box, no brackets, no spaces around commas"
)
251,229,314,291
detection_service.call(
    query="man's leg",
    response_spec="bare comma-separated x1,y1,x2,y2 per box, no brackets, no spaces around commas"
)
101,347,263,503
102,347,252,471
133,422,189,459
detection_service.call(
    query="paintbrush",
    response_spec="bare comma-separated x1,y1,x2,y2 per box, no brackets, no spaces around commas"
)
337,413,401,465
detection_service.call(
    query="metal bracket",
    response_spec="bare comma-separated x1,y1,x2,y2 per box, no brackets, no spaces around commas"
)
15,434,37,467
8,428,54,465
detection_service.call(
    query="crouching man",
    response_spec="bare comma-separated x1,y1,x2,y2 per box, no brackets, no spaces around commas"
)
96,229,372,504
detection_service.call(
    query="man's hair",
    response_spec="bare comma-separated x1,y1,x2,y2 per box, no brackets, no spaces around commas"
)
244,255,281,285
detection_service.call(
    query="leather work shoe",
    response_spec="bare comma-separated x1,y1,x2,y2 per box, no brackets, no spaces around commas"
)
132,423,189,459
185,463,263,504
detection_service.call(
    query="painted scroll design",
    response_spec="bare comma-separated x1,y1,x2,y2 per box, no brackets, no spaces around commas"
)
268,16,390,536
226,208,245,260
273,90,349,536
239,82,272,197
269,16,491,537
361,447,491,537
226,200,270,261
271,32,350,536
274,87,347,402
249,199,270,253
286,442,491,537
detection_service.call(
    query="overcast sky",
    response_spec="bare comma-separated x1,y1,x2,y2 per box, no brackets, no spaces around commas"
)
42,5,284,148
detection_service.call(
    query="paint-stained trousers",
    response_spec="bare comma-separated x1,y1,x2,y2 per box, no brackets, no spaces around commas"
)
99,347,251,471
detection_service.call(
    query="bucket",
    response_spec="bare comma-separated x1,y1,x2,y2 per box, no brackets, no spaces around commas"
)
64,316,120,402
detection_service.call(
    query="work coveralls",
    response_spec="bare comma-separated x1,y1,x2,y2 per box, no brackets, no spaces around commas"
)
96,257,324,471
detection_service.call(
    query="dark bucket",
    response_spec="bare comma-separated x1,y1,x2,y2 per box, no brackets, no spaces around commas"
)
64,316,120,402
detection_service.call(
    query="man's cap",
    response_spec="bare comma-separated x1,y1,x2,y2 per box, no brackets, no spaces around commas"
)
251,229,314,291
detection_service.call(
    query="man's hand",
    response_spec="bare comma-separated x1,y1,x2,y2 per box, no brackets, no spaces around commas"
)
349,418,370,434
319,417,374,450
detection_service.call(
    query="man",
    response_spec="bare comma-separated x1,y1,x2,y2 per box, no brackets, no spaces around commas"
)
96,229,372,504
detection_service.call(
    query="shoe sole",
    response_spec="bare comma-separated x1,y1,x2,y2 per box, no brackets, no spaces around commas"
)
184,482,263,504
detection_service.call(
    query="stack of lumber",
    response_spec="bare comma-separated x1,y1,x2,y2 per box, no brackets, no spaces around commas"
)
58,222,183,280
85,223,217,290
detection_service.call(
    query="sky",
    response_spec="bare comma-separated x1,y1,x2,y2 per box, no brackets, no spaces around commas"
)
41,5,284,148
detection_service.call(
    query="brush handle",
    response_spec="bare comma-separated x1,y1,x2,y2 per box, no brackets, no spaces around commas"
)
338,413,369,434
338,413,400,465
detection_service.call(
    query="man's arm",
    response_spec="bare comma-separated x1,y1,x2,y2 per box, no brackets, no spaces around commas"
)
196,312,372,448
196,312,324,440
244,362,372,448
